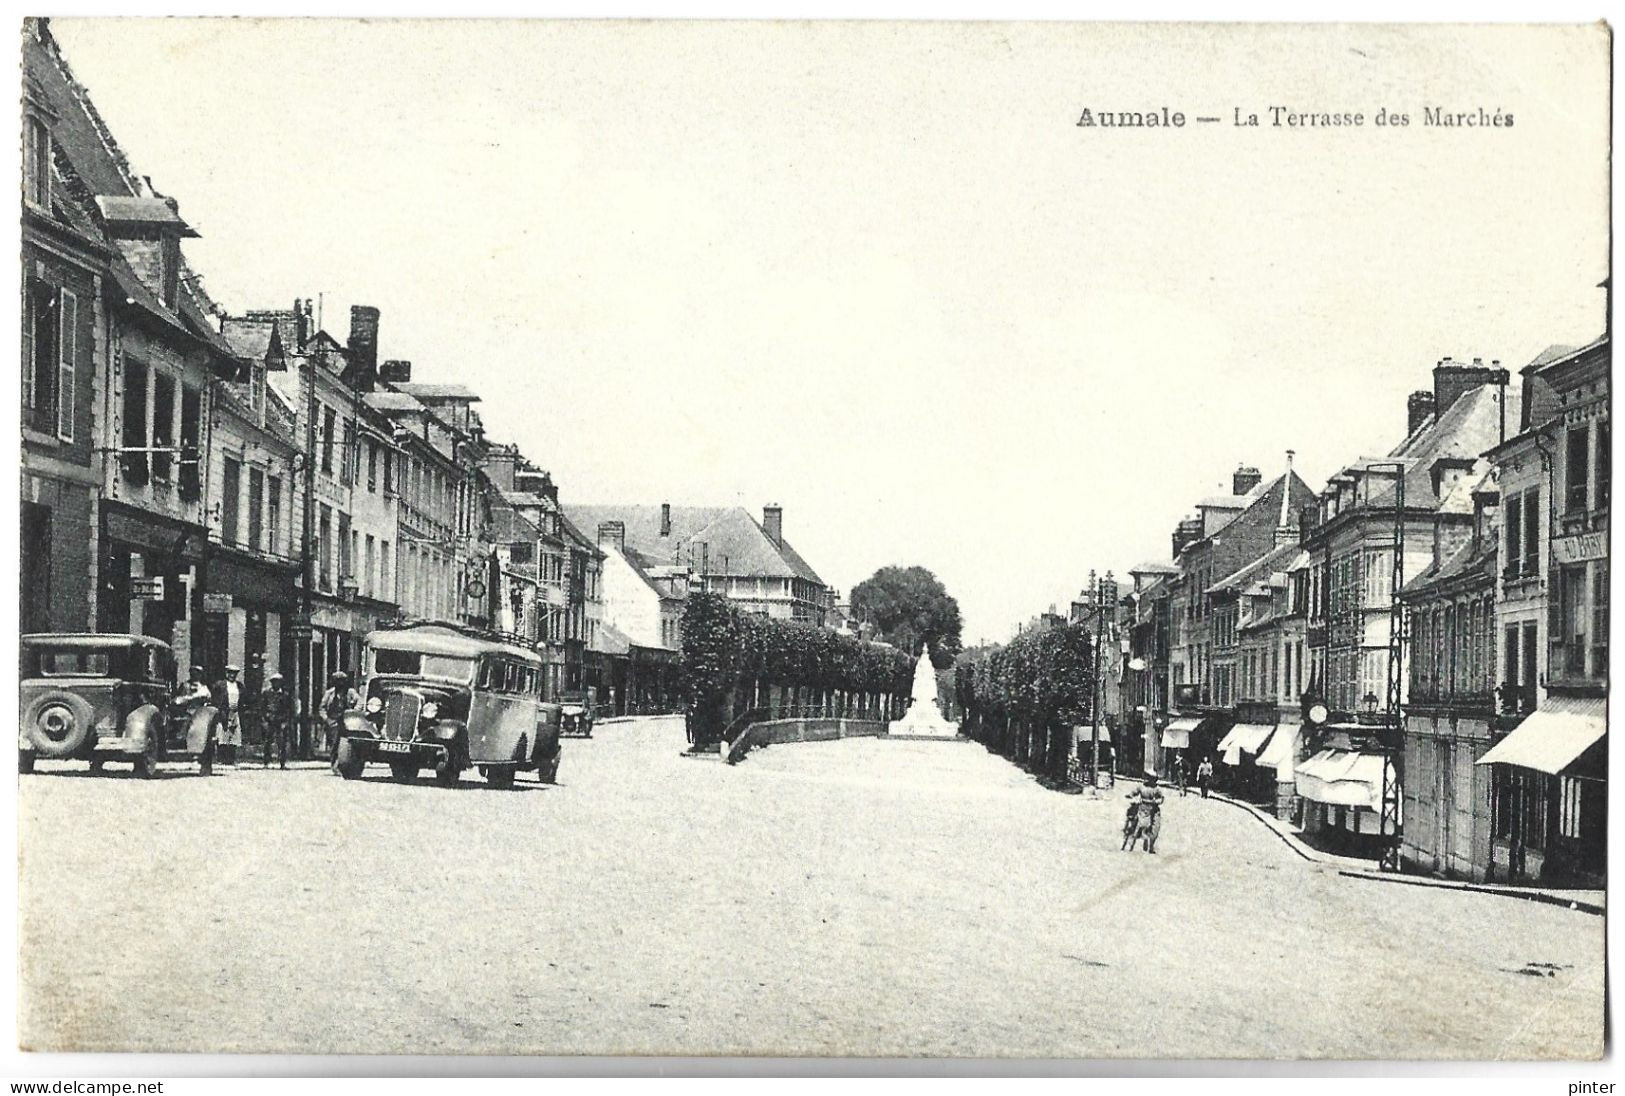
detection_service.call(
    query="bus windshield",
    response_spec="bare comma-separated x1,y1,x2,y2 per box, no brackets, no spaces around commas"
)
371,649,476,683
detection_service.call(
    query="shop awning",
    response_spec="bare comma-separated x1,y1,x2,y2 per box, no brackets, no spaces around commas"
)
1217,723,1274,766
1161,716,1201,750
1296,749,1390,812
1255,724,1298,776
1475,697,1607,776
1074,725,1112,745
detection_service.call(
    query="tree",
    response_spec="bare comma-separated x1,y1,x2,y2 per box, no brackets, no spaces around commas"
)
850,565,963,668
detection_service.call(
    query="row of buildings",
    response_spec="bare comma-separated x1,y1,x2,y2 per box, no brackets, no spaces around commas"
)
20,19,837,734
1078,341,1607,888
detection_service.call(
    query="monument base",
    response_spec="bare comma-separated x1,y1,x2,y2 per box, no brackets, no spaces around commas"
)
886,707,960,739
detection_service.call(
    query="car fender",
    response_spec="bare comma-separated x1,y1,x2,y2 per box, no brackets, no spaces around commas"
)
340,712,378,739
184,704,221,755
123,704,163,751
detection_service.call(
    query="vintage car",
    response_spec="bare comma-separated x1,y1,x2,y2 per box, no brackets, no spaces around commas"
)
18,633,220,777
333,623,562,789
558,688,595,738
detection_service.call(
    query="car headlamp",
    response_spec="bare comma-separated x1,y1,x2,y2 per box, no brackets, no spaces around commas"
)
366,696,384,714
420,701,439,720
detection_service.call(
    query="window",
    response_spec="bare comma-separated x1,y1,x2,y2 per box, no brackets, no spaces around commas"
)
339,512,352,581
121,357,149,485
364,535,376,597
248,468,264,550
1522,488,1539,577
1559,777,1583,839
367,441,378,492
1558,565,1587,677
1591,561,1608,677
320,407,336,475
1597,420,1611,510
318,504,332,591
179,385,202,501
267,476,282,555
1521,622,1539,711
1566,425,1591,513
380,539,391,601
1504,493,1522,577
340,420,355,486
221,457,241,545
382,450,394,496
55,289,76,441
150,372,175,482
25,116,51,208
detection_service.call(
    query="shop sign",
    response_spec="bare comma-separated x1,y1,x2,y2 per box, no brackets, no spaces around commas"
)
131,576,166,601
203,593,234,614
1552,531,1607,565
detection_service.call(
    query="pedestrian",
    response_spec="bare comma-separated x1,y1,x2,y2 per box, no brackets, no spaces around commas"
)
320,671,360,762
260,672,294,769
1197,756,1213,798
1123,774,1165,853
210,664,245,765
1174,753,1187,797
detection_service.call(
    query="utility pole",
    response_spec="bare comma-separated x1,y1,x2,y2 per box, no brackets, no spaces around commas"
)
295,332,319,759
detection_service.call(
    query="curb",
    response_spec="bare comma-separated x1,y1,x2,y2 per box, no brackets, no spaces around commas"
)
1202,786,1604,916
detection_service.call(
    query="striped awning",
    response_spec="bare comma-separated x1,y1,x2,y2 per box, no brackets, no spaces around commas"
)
1476,697,1606,776
1255,724,1298,776
1160,716,1201,749
1217,723,1275,766
1296,749,1390,813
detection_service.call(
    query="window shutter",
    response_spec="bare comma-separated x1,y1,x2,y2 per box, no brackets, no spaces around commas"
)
56,289,77,440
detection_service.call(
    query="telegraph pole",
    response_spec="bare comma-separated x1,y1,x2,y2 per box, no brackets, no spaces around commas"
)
294,325,319,758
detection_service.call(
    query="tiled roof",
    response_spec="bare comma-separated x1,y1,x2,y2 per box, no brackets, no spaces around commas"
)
1209,540,1299,596
1375,384,1518,509
1402,537,1498,598
566,504,826,585
220,319,283,368
365,391,431,415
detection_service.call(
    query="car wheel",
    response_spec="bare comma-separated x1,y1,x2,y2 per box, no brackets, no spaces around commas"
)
19,753,35,775
88,759,104,774
435,764,459,787
485,766,516,790
22,691,95,759
539,750,561,785
333,738,365,781
389,761,417,784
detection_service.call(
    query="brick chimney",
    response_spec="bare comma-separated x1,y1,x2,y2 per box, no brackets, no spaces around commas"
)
660,503,672,537
1232,465,1262,496
348,305,380,388
481,444,518,491
1433,356,1500,416
597,521,626,553
1407,390,1436,435
763,504,783,548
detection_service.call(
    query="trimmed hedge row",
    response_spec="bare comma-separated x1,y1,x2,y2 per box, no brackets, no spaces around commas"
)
679,592,914,748
954,622,1096,783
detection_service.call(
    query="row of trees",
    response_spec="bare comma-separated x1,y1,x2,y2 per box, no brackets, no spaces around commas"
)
680,592,916,749
954,622,1096,785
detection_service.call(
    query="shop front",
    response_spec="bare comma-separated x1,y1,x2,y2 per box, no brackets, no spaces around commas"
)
1477,696,1606,887
98,500,209,669
1296,747,1397,857
1216,720,1277,801
1253,723,1300,820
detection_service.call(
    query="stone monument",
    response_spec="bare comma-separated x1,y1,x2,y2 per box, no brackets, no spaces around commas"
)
888,647,959,738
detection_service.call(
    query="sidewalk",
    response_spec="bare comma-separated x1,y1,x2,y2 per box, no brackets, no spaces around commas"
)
1201,784,1605,916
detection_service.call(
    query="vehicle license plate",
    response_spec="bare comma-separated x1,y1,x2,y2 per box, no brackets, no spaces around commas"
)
376,740,413,754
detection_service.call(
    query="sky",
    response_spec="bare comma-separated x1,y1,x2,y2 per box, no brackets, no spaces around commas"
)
45,19,1610,644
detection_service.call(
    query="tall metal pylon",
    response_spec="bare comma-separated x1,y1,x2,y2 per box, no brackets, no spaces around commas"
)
1371,461,1408,873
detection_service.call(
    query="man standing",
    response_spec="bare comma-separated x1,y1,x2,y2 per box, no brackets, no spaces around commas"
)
260,672,294,769
1197,755,1214,799
211,665,244,766
1174,753,1188,797
319,671,360,761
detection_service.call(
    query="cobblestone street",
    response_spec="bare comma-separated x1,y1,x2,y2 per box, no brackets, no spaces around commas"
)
18,718,1603,1059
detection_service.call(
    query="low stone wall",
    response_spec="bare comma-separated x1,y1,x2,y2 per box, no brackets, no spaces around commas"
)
725,718,889,764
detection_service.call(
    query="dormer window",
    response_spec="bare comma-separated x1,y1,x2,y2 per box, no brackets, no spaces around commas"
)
24,116,52,209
